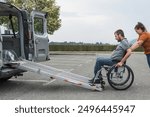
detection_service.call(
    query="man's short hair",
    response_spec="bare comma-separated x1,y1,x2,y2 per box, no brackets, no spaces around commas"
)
114,29,125,37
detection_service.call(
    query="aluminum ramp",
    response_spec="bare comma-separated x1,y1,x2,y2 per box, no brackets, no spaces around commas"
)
18,60,103,91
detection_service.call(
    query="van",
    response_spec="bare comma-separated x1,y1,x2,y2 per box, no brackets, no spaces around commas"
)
0,2,49,81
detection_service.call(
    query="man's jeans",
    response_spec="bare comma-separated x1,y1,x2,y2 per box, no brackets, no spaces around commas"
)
146,54,150,68
94,57,117,77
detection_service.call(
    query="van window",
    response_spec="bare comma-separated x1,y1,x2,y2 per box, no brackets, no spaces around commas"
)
0,16,19,35
34,17,44,35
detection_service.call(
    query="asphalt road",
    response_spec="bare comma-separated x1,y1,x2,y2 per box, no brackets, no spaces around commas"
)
0,52,150,100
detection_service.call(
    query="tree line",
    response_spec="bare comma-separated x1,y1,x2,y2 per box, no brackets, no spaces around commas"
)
49,42,143,51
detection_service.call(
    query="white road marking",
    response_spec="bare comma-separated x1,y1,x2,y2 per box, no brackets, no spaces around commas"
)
43,79,56,86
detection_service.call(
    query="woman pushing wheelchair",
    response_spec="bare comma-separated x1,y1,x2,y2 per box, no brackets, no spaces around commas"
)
88,22,150,90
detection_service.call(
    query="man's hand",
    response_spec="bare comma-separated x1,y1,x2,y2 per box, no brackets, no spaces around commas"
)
116,62,124,67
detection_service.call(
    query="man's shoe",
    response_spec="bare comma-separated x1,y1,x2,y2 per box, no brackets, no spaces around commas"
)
88,78,94,83
89,78,101,86
94,78,101,84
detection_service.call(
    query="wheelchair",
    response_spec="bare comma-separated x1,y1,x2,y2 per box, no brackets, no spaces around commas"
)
95,64,134,90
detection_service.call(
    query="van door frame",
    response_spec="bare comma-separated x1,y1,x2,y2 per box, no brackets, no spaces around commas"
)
0,27,3,67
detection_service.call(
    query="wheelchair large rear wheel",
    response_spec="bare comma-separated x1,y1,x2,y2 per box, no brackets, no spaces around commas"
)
107,65,134,90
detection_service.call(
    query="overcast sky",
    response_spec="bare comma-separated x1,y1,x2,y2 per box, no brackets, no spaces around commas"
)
50,0,150,44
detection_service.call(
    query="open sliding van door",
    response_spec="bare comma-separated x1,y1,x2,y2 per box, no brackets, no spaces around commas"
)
31,11,49,61
0,27,3,67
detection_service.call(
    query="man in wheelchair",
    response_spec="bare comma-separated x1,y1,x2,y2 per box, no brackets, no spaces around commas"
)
89,29,130,88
